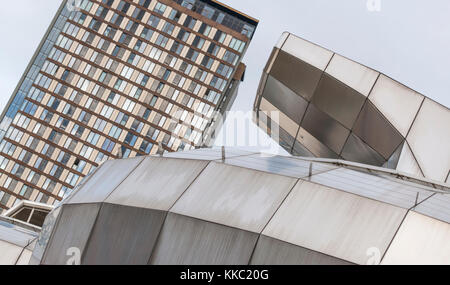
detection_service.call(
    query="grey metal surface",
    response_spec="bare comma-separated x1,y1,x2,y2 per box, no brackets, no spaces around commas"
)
406,98,450,182
280,33,333,71
149,213,258,265
263,180,407,264
255,32,450,184
262,75,308,124
396,142,423,178
270,50,322,101
310,167,433,209
0,240,23,265
302,104,350,154
67,157,144,204
0,220,38,247
413,193,450,224
382,211,450,265
250,235,353,265
294,128,339,159
224,154,337,179
171,162,297,233
162,147,257,161
106,157,209,210
82,204,166,265
341,133,386,166
353,101,403,160
369,74,424,137
324,54,379,97
42,203,100,265
33,147,450,265
312,74,366,129
29,206,62,265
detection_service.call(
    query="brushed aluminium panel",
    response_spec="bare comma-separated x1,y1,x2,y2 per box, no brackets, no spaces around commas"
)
310,167,433,209
0,220,37,247
341,133,386,166
106,157,209,211
291,140,315,157
263,181,407,264
16,249,33,265
67,157,144,204
301,104,350,154
293,127,339,159
406,98,450,182
162,147,257,161
396,142,423,178
275,32,289,49
149,213,258,265
262,75,308,124
325,54,379,96
82,204,166,265
382,212,450,265
414,194,450,224
312,74,366,129
281,34,333,71
369,75,424,137
0,240,23,265
263,48,280,74
29,206,62,265
224,154,337,179
171,162,297,233
42,203,100,265
270,50,323,101
353,101,403,160
257,110,295,154
259,98,300,139
250,235,352,265
383,142,404,170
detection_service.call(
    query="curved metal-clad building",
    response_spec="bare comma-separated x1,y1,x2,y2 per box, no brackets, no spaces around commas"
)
31,148,450,265
254,32,450,183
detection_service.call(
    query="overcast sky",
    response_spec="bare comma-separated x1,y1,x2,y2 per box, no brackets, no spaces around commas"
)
0,0,448,153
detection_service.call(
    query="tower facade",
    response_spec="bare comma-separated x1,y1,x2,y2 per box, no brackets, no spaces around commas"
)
0,0,257,211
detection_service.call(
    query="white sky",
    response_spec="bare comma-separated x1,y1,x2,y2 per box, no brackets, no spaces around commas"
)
0,0,448,153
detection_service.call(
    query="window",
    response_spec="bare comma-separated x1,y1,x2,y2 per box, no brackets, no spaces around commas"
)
147,15,161,28
155,34,169,48
170,41,184,55
198,23,211,36
102,139,115,152
168,9,181,22
214,30,226,43
162,22,175,35
183,16,196,29
154,2,167,15
201,56,214,69
186,48,199,61
207,43,219,56
139,140,153,154
143,108,151,120
177,29,190,42
192,36,205,49
229,38,246,53
141,28,154,41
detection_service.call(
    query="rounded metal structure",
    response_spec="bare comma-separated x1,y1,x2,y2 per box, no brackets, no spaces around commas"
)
32,148,450,265
254,32,450,183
